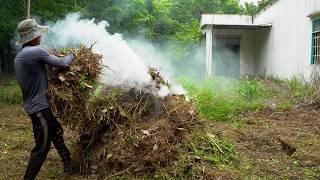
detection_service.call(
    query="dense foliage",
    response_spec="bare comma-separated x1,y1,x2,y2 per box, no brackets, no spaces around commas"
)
0,0,271,73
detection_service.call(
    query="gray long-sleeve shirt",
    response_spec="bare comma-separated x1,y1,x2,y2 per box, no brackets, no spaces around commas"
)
14,46,74,114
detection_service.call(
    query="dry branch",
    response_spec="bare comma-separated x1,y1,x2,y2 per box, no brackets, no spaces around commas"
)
46,47,200,176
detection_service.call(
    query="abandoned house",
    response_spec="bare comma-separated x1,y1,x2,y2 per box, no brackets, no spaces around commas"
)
201,0,320,80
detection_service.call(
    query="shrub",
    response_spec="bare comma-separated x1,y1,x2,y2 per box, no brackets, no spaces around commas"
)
237,79,266,101
286,75,315,98
0,81,22,105
287,76,304,97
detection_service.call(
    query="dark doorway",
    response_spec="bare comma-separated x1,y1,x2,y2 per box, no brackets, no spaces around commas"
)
213,37,240,78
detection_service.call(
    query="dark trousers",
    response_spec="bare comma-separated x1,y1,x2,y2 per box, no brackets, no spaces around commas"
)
24,108,71,180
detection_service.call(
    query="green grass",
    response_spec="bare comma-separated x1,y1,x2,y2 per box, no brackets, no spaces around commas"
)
287,76,315,98
187,132,235,166
231,120,245,129
43,166,64,179
0,80,22,105
194,88,235,121
275,100,294,111
179,75,318,120
237,78,266,101
179,76,267,121
154,130,237,179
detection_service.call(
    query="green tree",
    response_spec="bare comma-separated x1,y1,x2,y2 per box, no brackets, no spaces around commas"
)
32,0,76,20
0,0,78,73
244,2,258,15
0,0,250,73
243,0,271,15
0,0,25,72
257,0,271,12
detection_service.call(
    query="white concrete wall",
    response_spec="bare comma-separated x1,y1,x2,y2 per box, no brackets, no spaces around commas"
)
253,29,271,76
254,0,320,80
213,29,255,75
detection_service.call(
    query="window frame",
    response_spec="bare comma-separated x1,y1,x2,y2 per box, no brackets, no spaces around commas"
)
312,17,320,64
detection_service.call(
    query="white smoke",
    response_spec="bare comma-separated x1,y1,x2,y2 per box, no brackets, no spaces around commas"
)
42,13,150,87
42,13,187,96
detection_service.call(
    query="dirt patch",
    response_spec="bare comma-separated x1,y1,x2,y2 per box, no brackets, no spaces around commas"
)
211,106,320,178
1,102,320,179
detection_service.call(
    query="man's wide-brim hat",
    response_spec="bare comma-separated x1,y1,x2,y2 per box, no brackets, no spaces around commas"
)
16,19,48,45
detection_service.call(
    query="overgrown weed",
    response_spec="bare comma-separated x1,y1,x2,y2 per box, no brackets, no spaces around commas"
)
154,130,237,179
187,132,235,166
275,100,294,111
287,75,315,98
237,78,265,101
179,76,267,121
0,80,22,105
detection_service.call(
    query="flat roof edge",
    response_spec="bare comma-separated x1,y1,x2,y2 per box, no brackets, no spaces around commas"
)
201,14,254,27
212,24,272,29
213,23,272,27
308,11,320,18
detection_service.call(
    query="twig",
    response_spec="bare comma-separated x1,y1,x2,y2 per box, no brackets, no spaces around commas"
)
205,129,224,154
90,41,98,50
108,166,134,178
48,38,57,51
102,64,116,73
171,100,180,116
133,97,144,115
72,38,76,49
162,102,170,116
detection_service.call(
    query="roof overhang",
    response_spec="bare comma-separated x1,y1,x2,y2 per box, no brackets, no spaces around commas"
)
201,14,253,27
201,14,272,30
308,11,320,19
212,24,272,30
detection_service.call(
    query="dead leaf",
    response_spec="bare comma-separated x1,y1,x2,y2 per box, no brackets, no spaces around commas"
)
153,144,159,150
194,156,201,160
119,110,127,117
134,165,144,172
107,154,112,160
188,109,195,116
177,128,186,131
141,130,150,136
58,74,66,82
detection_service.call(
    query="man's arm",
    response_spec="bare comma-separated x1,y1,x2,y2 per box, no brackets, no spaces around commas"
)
35,47,74,68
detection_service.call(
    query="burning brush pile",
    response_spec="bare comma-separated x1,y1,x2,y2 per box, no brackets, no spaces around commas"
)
47,47,201,177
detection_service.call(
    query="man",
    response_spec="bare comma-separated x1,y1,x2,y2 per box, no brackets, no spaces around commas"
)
14,19,74,180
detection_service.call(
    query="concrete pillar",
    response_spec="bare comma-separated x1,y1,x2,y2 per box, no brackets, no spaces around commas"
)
205,25,213,78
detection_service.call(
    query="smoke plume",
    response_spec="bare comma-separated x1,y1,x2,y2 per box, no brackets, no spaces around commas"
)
42,13,164,88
